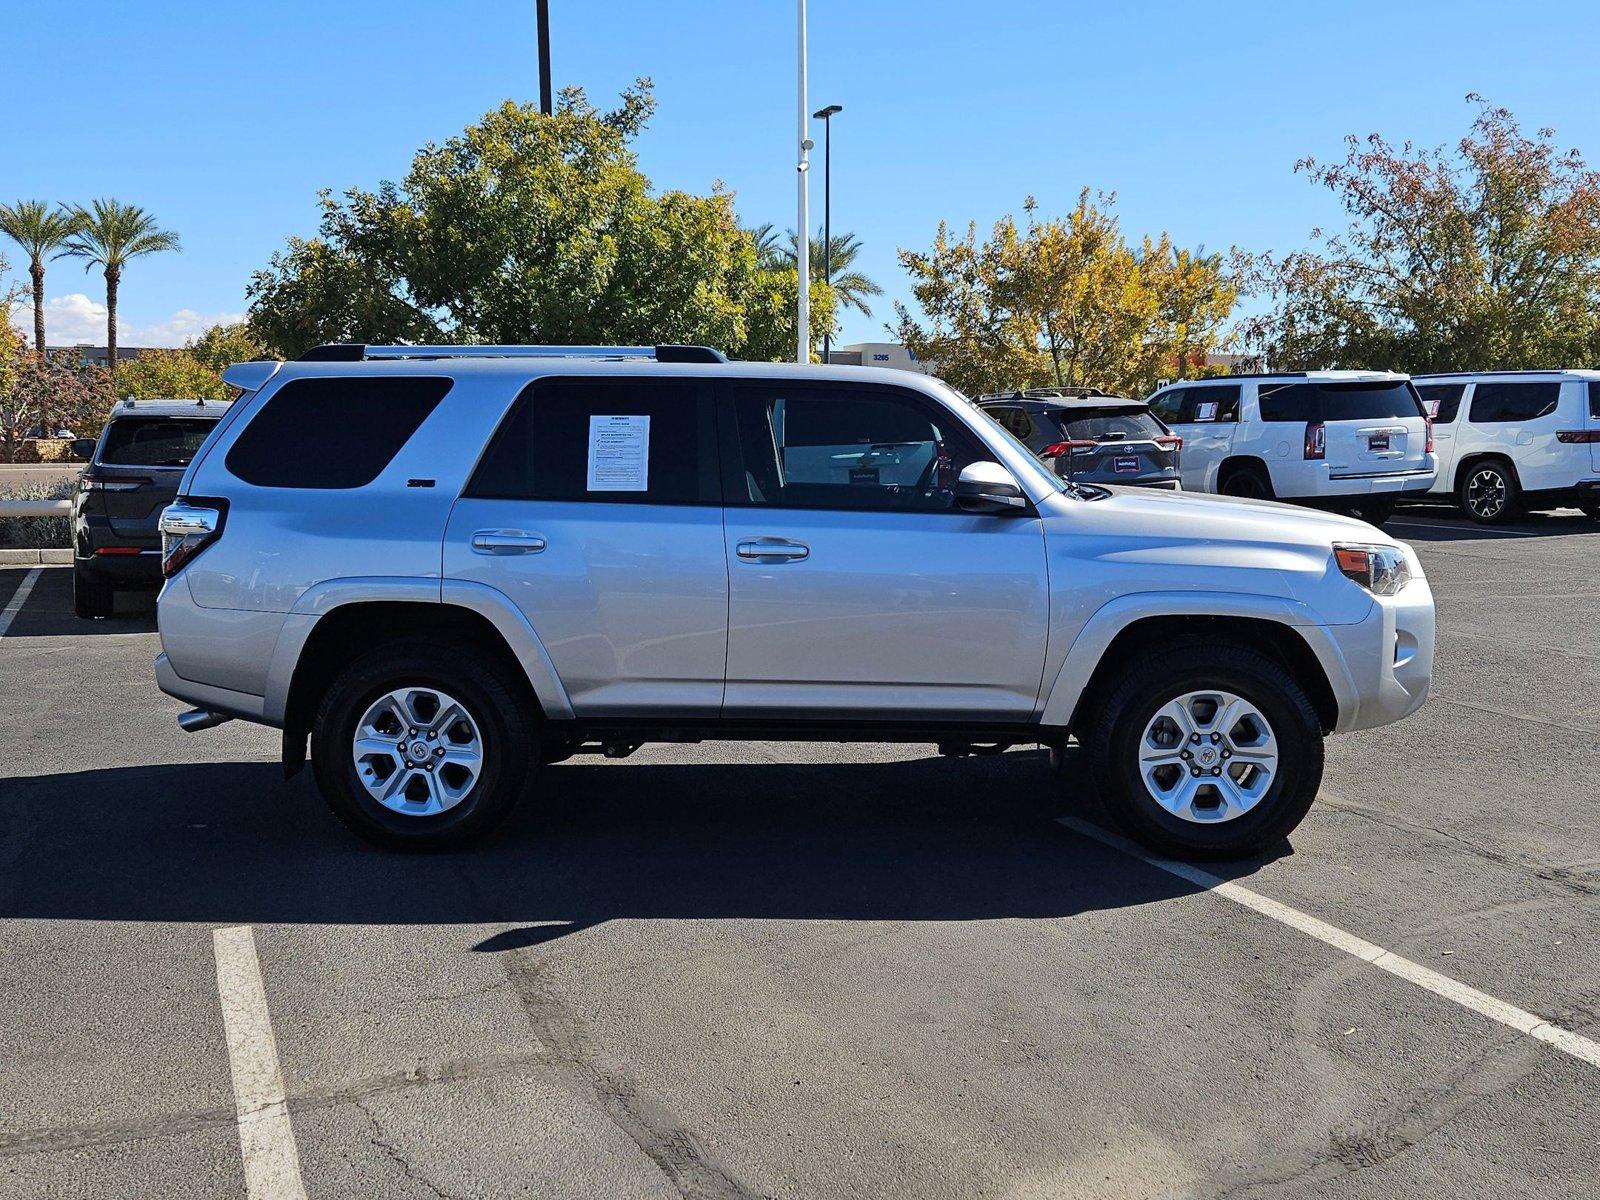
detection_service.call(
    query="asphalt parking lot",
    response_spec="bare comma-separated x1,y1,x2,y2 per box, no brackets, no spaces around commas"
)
1,507,1597,1200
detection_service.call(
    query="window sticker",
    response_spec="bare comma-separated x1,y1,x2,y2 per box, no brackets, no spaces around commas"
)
587,414,650,491
1195,401,1219,422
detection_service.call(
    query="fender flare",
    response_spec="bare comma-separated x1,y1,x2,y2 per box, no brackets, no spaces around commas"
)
1037,590,1357,729
261,576,574,723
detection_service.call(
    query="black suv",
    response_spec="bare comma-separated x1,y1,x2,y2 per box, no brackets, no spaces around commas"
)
71,398,230,618
978,389,1182,489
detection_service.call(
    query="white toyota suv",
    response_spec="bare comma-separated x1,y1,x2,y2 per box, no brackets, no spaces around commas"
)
1147,371,1436,526
154,344,1435,860
1411,370,1600,524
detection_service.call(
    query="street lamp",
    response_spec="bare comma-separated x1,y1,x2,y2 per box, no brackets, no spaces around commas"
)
812,104,842,362
795,0,811,364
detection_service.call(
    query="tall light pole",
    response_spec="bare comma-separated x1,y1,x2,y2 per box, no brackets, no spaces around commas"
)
795,0,811,364
536,0,552,114
813,104,841,362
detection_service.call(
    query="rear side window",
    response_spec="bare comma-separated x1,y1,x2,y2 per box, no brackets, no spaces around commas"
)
466,378,717,505
1150,385,1240,424
1469,382,1560,424
1062,410,1167,440
225,377,450,489
99,417,214,467
1590,381,1600,419
1259,381,1422,423
1415,384,1465,424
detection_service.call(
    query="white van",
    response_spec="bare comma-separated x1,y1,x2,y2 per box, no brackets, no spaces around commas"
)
1411,371,1600,524
1147,371,1435,526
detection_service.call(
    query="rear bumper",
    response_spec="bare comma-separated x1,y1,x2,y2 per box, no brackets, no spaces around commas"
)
1278,460,1437,499
154,652,268,723
75,547,163,584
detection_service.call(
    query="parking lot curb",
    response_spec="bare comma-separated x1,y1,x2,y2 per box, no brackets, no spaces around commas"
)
0,548,72,565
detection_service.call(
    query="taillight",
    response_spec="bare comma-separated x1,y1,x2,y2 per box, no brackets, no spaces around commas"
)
1041,440,1097,457
1155,435,1183,451
1425,417,1434,454
81,473,151,492
1304,421,1326,460
158,499,226,578
93,546,143,556
1556,430,1600,443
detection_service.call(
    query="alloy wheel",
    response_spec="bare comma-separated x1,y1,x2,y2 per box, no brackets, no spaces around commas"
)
351,687,484,816
1137,690,1278,824
1465,467,1507,519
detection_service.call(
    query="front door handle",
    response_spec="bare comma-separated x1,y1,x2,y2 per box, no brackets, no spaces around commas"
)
471,530,546,555
736,537,809,562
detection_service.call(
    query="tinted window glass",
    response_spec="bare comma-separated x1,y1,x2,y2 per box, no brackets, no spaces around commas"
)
1147,388,1185,425
100,417,215,467
1185,384,1241,422
728,385,993,512
1590,381,1600,419
1469,382,1560,424
226,377,450,489
1259,381,1422,423
1061,410,1166,440
1415,384,1465,424
466,378,715,504
985,405,1034,440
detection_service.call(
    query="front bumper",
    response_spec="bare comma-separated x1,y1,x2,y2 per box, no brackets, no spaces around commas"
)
1306,570,1435,734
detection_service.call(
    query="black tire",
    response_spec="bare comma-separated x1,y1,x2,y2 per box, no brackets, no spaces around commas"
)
1458,459,1521,525
1220,464,1274,501
310,641,538,850
1085,643,1324,860
1577,501,1600,521
73,566,113,619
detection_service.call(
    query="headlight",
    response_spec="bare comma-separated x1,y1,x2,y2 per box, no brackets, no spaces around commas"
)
1333,543,1411,595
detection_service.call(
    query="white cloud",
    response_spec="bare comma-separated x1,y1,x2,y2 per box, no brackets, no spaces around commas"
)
6,293,244,349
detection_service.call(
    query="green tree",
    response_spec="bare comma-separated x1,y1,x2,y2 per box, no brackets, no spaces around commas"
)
0,350,114,462
1237,97,1600,372
115,323,266,401
248,83,829,359
63,199,181,380
896,192,1234,396
0,201,81,354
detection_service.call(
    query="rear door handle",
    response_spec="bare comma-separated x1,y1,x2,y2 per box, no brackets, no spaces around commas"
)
471,530,546,555
736,537,809,562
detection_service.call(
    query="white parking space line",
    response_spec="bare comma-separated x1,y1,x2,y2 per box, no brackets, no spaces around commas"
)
0,567,41,638
213,926,308,1200
1389,518,1544,539
1058,816,1600,1071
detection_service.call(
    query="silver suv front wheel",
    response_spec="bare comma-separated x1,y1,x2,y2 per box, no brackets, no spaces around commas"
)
1085,643,1323,859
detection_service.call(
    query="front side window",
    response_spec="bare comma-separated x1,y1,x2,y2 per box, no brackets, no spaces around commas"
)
1415,384,1465,424
1147,388,1186,425
466,378,716,504
727,384,994,513
226,376,451,489
1469,382,1560,424
99,417,215,467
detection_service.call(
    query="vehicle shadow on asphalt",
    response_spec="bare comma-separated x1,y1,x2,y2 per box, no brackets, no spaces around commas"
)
1389,505,1597,541
0,752,1289,940
0,567,157,637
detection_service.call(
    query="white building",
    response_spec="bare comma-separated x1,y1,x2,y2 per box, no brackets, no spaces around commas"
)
824,342,932,374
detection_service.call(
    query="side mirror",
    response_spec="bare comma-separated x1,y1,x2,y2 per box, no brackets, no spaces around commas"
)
70,438,96,461
955,461,1028,514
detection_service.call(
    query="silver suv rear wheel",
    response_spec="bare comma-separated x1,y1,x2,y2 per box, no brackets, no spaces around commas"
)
353,687,485,816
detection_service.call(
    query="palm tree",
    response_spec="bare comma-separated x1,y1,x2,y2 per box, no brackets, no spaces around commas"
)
63,199,181,380
0,200,82,354
781,228,883,317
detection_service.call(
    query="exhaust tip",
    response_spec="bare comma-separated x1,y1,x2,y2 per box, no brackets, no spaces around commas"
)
177,709,232,733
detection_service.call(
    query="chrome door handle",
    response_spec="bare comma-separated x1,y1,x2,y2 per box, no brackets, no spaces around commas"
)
736,537,809,561
471,530,546,554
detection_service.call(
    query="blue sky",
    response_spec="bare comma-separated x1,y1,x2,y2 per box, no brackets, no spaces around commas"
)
4,0,1598,349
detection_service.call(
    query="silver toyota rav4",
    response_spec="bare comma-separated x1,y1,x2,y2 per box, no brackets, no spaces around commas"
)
155,343,1434,859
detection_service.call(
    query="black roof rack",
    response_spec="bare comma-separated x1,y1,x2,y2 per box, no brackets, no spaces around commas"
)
296,343,729,364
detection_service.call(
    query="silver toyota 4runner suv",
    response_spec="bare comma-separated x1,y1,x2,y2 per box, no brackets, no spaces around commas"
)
155,343,1434,859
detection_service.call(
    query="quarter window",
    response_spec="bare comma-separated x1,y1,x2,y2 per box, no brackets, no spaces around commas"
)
727,384,994,513
225,376,451,489
1588,381,1600,419
986,405,1035,440
466,378,717,504
1469,382,1560,424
